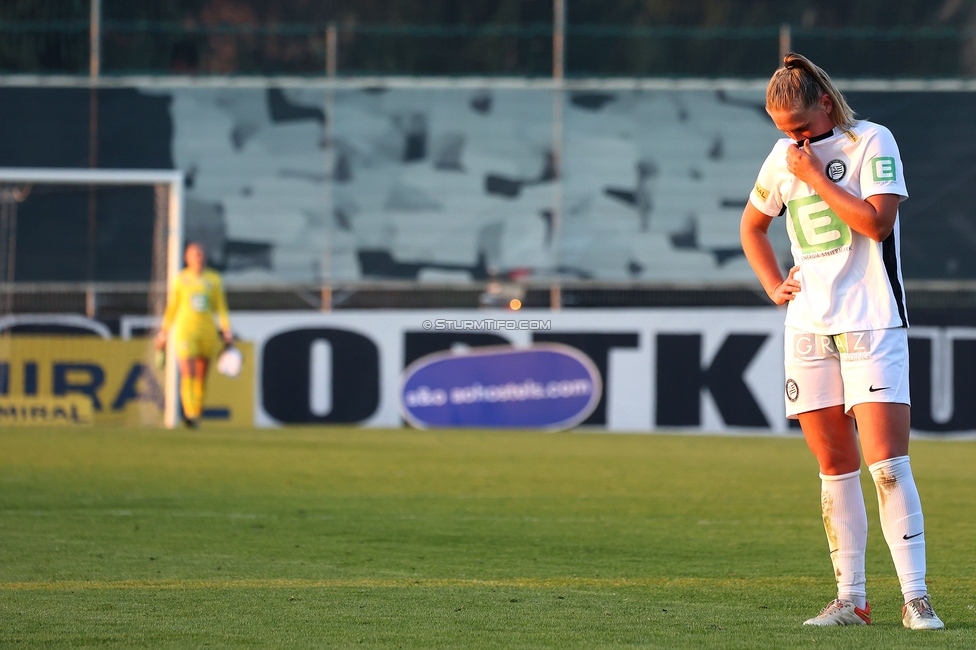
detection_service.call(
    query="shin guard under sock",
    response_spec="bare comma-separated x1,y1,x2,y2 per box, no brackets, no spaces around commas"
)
820,469,868,608
869,456,928,603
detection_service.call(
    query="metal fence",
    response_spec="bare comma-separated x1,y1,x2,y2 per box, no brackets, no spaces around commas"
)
3,20,976,77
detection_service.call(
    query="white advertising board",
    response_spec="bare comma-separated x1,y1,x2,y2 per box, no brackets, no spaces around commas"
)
233,308,791,433
230,308,976,435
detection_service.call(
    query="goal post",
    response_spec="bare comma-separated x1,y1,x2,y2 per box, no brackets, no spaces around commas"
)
0,167,184,428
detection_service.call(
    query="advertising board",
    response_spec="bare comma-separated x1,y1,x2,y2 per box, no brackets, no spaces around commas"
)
6,310,974,435
234,308,790,432
0,337,253,427
400,344,602,430
233,309,976,435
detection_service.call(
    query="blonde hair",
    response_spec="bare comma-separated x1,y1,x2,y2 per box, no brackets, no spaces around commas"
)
766,52,857,130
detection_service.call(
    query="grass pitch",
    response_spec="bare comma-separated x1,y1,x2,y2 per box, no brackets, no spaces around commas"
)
1,427,975,648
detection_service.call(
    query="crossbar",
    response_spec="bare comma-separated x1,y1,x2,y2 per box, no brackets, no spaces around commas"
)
0,167,183,186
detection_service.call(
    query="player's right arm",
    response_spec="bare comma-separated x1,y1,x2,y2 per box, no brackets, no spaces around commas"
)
740,202,800,306
742,146,801,306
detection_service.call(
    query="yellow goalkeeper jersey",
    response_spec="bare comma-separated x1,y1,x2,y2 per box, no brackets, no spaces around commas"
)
161,267,230,339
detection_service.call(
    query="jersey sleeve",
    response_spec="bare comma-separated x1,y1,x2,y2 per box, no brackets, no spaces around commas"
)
211,272,231,333
859,126,908,201
749,145,785,217
160,275,182,331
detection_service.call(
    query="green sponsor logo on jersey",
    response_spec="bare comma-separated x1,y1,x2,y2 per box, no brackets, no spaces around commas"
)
787,194,852,256
871,156,897,182
191,293,210,313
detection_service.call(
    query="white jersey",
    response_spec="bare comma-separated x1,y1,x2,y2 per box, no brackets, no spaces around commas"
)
749,121,909,334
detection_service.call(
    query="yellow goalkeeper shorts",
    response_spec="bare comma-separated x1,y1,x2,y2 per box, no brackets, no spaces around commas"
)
175,328,220,361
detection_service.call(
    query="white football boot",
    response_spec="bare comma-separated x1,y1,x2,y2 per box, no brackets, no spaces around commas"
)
803,598,871,626
902,595,944,630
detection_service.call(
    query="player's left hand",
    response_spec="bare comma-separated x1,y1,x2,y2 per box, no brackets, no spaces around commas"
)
222,329,234,344
785,140,824,186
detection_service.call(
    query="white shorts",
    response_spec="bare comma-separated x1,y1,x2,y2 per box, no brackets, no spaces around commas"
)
783,326,910,419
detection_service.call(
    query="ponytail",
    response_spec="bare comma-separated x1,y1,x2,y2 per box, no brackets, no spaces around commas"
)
766,52,857,130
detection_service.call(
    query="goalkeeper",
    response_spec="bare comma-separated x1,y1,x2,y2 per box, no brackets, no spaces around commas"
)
155,242,233,428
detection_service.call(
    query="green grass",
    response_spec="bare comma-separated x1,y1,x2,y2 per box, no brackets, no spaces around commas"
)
1,427,975,648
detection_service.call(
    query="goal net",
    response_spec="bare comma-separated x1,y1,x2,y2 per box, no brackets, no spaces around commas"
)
0,168,183,428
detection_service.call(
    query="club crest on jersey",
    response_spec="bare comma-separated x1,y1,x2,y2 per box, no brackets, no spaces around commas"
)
786,379,799,403
825,159,846,182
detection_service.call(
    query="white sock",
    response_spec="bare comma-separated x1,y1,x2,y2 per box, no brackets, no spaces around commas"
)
820,469,868,608
868,456,927,603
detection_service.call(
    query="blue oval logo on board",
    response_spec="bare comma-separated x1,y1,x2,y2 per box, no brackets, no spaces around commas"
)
399,344,602,430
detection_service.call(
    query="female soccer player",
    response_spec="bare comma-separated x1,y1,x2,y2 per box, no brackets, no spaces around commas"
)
740,53,943,630
155,242,233,428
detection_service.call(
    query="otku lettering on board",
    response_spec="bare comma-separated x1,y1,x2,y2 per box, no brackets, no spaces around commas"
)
655,333,769,428
908,329,976,432
251,322,976,433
